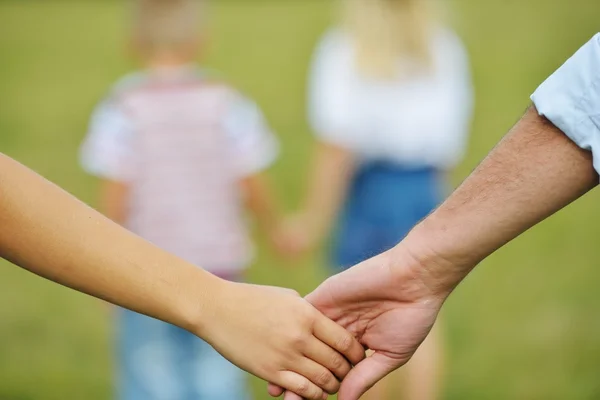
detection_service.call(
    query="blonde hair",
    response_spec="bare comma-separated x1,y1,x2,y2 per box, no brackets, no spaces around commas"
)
341,0,436,79
131,0,204,54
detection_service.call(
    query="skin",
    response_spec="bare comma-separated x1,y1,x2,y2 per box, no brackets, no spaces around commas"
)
294,141,356,246
240,173,284,241
100,179,129,224
276,141,355,254
280,139,445,400
0,153,368,400
100,35,357,399
270,107,598,399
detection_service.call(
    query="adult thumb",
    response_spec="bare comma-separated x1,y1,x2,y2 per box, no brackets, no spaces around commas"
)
337,352,399,400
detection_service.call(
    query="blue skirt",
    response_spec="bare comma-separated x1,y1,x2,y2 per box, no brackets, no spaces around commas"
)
331,162,443,271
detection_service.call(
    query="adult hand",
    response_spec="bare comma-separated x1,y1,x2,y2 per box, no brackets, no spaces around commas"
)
268,107,600,399
0,154,365,400
268,241,451,400
205,281,366,399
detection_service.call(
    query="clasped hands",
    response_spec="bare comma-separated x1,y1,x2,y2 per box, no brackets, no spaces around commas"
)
246,241,448,400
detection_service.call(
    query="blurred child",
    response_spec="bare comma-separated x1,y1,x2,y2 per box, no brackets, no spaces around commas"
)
80,0,281,398
282,0,473,399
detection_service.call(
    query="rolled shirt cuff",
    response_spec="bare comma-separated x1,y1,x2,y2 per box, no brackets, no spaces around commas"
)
531,33,600,175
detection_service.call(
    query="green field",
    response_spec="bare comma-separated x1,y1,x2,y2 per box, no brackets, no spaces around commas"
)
2,1,600,399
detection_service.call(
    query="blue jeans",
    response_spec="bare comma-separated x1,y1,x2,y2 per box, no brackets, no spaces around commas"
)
117,309,250,400
332,162,443,270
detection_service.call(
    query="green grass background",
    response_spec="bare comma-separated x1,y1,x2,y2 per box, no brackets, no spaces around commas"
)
2,1,600,399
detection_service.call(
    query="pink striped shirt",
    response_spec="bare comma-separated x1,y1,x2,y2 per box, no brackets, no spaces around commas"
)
80,66,278,275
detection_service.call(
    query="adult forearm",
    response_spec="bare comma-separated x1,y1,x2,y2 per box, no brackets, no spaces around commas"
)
404,107,598,294
0,154,219,333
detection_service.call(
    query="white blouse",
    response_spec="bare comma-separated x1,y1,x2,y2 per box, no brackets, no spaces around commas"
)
308,28,474,169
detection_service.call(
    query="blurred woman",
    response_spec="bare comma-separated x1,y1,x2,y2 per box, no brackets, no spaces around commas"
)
284,0,473,398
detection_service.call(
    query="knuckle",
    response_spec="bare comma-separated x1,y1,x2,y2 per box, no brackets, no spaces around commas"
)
307,386,323,400
336,333,354,353
294,379,311,395
289,332,308,348
298,305,316,324
330,353,349,374
314,369,335,389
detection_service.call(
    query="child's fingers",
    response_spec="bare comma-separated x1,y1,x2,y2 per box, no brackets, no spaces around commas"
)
275,371,327,400
312,315,365,366
302,338,352,380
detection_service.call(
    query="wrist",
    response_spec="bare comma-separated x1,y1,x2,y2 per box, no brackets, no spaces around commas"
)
176,268,230,340
392,215,481,300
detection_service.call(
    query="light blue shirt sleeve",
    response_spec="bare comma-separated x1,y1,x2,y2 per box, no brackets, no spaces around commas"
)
531,33,600,175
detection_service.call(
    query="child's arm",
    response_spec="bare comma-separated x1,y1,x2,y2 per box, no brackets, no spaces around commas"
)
282,141,355,254
240,172,280,235
303,141,355,241
222,94,285,246
0,153,365,400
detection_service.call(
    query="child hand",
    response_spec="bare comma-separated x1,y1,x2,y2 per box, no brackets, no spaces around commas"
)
271,213,316,258
201,280,365,399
